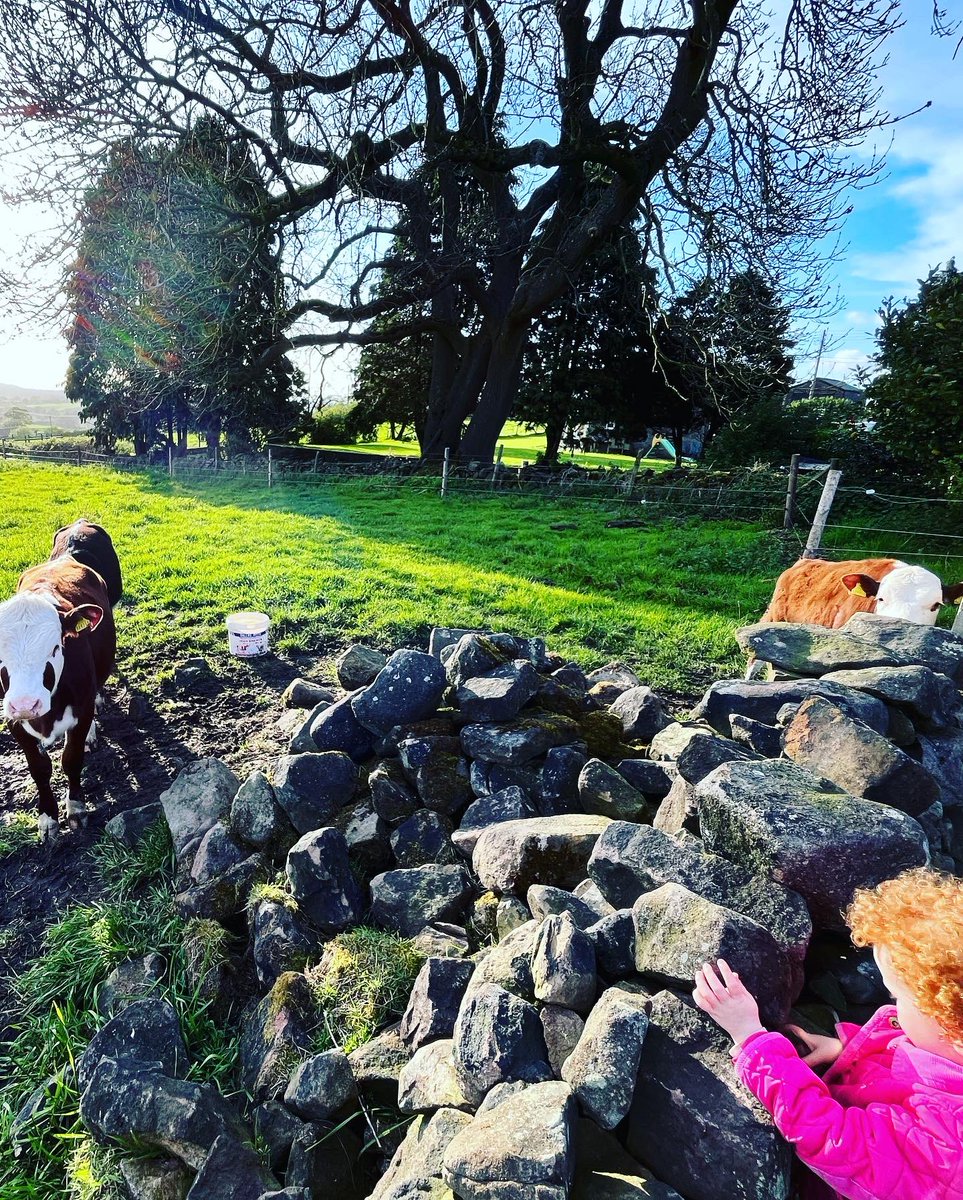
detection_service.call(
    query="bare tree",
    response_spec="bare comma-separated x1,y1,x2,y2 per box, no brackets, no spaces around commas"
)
0,0,920,461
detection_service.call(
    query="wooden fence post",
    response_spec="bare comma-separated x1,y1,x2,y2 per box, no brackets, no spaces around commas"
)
490,444,503,490
803,462,842,559
781,453,801,562
267,447,273,488
625,450,643,498
168,446,174,478
76,449,83,467
441,447,451,498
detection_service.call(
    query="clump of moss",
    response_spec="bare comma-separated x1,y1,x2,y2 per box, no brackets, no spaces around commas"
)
248,874,299,913
578,710,632,759
306,927,424,1054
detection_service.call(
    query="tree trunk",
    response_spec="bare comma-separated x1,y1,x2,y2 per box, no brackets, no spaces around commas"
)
544,410,566,464
459,323,528,463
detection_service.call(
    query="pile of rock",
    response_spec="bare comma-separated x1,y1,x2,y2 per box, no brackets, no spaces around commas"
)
81,614,963,1200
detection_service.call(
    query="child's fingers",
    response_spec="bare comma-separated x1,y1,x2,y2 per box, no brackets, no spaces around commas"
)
784,1023,815,1047
698,961,727,997
716,959,743,992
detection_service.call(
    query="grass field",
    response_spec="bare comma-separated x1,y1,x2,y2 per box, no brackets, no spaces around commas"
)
0,461,781,695
308,422,681,472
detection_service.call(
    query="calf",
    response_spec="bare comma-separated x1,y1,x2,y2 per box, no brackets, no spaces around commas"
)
0,521,121,840
747,557,963,678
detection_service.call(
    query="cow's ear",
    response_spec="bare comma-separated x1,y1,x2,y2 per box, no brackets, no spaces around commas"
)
841,573,880,598
62,604,104,638
943,583,963,607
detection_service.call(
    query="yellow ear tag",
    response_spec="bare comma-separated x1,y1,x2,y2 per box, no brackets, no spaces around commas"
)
850,583,867,598
955,597,963,607
74,617,91,632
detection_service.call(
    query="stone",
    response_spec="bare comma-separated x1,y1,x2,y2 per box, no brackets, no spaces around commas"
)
561,985,650,1129
441,1080,576,1200
97,953,166,1018
282,678,336,710
728,714,783,758
119,1155,193,1200
398,1039,474,1112
239,972,315,1100
821,664,961,731
692,677,890,739
586,663,643,692
614,759,677,798
652,777,701,837
578,758,651,821
608,686,670,742
186,1133,278,1200
273,753,357,834
368,759,420,825
303,695,375,762
445,634,511,687
190,821,249,886
352,650,449,736
676,732,754,784
526,884,600,931
342,801,392,875
844,612,963,685
251,899,319,989
472,815,611,897
467,920,539,1001
175,853,269,923
540,1004,585,1077
696,758,928,930
400,956,476,1051
453,982,552,1103
399,736,474,815
370,1107,472,1200
252,1100,303,1173
80,1058,247,1172
460,712,581,765
496,896,531,938
369,865,474,937
159,758,240,860
457,660,542,723
348,1023,412,1105
284,1120,366,1200
627,991,793,1200
572,878,617,919
920,732,963,808
647,722,713,761
231,771,292,851
336,644,388,690
174,657,218,695
470,758,541,799
285,828,366,935
587,821,812,965
632,883,796,1027
79,997,188,1091
571,1120,683,1200
531,913,597,1013
283,1049,357,1121
104,803,164,848
783,695,940,817
453,786,538,856
391,808,459,867
539,745,589,815
736,620,903,675
587,909,636,979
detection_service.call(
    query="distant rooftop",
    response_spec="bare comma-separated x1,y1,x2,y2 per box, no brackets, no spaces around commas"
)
785,376,863,403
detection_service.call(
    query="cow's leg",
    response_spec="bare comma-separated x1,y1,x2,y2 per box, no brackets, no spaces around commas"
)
62,710,93,830
85,720,97,749
8,722,59,840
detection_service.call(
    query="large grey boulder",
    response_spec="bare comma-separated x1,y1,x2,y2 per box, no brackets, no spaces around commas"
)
692,678,889,738
79,998,188,1091
369,759,420,825
336,644,387,690
390,808,459,868
466,920,539,1001
251,899,319,989
633,883,796,1027
351,650,448,736
676,731,754,784
577,759,650,821
783,695,940,816
348,1023,412,1105
301,695,375,762
272,753,357,834
587,821,811,966
627,991,793,1200
282,1049,356,1122
160,758,240,861
527,884,600,931
844,612,963,685
540,746,589,815
189,822,249,886
186,1133,278,1200
285,828,365,935
80,1058,247,1171
540,1005,585,1077
231,771,292,851
282,677,336,710
561,984,650,1129
96,954,166,1019
460,712,581,765
400,956,476,1051
398,1039,474,1113
472,815,611,896
369,1107,472,1200
696,759,928,929
453,786,537,856
175,852,269,923
821,664,961,731
446,634,511,687
398,736,474,815
920,732,963,808
457,660,541,723
608,686,669,742
452,982,552,1103
736,621,902,675
441,1080,576,1200
615,758,678,799
531,912,597,1013
369,865,474,937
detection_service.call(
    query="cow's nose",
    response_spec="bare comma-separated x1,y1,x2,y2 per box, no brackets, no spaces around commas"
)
5,697,45,720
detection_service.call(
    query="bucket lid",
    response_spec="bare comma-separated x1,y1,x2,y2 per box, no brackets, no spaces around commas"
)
227,611,270,627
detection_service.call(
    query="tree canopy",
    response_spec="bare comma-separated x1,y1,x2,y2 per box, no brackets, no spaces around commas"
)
0,0,939,460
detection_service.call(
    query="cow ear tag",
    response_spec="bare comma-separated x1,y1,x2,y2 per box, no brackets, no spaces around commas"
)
74,616,91,632
850,583,867,597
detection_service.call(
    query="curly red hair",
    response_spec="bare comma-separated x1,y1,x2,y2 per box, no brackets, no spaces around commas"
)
847,867,963,1042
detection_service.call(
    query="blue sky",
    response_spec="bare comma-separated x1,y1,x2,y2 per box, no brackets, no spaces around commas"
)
0,5,959,393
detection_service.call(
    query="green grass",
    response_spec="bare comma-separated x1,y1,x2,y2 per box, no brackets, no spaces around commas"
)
0,461,781,694
0,813,40,857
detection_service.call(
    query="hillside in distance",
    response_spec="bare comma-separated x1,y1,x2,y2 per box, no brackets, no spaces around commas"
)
0,381,83,430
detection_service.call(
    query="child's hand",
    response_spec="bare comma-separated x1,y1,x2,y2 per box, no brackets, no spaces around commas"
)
693,959,766,1047
783,1024,843,1068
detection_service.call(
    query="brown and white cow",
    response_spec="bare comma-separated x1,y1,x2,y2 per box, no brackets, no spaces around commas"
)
0,520,122,840
747,556,963,678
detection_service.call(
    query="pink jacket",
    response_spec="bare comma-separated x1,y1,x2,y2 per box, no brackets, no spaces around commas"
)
734,1006,963,1200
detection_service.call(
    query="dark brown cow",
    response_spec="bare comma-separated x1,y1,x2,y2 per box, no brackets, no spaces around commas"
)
0,520,121,839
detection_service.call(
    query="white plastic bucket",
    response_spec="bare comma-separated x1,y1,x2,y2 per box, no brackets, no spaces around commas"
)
226,611,270,657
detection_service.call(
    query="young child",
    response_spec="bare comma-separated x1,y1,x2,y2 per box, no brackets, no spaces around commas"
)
692,867,963,1200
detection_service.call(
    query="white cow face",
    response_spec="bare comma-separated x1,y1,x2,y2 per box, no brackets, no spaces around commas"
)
842,565,962,626
0,593,103,722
